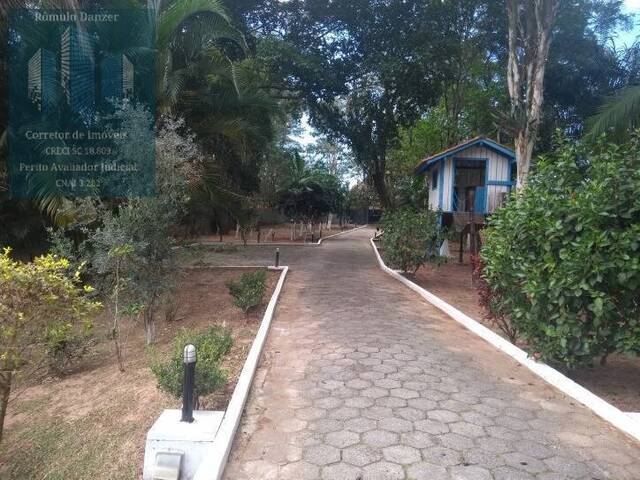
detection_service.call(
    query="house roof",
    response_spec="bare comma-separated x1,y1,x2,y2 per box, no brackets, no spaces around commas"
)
414,136,515,175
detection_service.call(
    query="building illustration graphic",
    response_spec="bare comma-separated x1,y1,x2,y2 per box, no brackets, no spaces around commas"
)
100,53,134,103
61,26,96,118
28,48,58,112
11,10,154,199
27,26,135,117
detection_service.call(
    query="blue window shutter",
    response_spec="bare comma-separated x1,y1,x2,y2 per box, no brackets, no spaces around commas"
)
474,187,487,214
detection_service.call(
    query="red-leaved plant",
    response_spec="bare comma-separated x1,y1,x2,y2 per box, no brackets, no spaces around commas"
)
470,253,519,343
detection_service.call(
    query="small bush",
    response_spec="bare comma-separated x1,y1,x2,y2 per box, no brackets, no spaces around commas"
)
380,207,443,273
482,135,640,368
227,270,267,313
151,326,232,406
43,321,94,375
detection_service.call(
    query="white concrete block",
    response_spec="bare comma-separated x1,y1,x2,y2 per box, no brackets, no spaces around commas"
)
439,239,450,257
143,409,224,480
153,452,183,480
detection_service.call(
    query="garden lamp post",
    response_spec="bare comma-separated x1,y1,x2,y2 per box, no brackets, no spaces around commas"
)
181,344,196,423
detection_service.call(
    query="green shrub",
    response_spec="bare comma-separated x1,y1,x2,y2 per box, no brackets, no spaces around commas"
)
227,270,267,313
0,248,100,441
151,326,232,405
380,207,443,273
42,321,94,375
482,135,640,368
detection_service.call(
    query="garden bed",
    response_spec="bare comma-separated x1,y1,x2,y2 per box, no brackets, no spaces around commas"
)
0,268,278,480
374,239,640,413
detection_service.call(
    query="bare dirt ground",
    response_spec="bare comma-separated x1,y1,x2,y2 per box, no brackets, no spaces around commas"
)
193,223,358,245
410,250,640,413
0,268,278,480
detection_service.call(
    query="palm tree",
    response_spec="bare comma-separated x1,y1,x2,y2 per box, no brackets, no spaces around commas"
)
150,0,247,110
176,48,283,234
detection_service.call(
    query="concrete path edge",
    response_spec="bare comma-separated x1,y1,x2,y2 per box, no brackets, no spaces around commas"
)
193,265,290,480
370,237,640,442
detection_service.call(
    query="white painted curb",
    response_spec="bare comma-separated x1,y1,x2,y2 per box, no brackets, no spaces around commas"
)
185,265,267,270
316,224,369,244
193,266,289,480
370,238,640,442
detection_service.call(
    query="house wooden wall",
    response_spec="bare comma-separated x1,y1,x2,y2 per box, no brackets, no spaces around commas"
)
425,146,512,214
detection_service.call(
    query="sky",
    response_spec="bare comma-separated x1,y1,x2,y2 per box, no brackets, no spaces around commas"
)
626,0,640,11
290,1,640,150
618,0,640,44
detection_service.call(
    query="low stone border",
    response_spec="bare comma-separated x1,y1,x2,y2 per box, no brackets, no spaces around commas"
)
370,237,640,442
192,265,289,480
182,224,368,248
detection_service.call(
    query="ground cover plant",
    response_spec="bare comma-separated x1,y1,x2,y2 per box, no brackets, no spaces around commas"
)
481,135,640,368
227,270,268,313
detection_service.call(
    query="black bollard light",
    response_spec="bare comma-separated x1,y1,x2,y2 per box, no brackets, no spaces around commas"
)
181,344,197,423
275,248,280,268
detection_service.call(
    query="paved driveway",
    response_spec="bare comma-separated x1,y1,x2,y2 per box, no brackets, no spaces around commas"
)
222,228,640,480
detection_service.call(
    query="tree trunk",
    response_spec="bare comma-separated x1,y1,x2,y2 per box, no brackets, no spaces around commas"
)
0,370,12,444
144,302,156,345
113,304,125,373
371,170,391,209
515,131,535,189
113,262,125,372
506,0,558,189
114,334,125,372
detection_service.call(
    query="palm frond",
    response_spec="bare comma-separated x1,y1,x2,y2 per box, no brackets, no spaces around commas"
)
157,0,231,50
586,85,640,139
165,67,191,105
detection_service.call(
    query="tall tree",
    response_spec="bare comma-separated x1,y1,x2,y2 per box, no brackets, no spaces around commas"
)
274,0,501,207
506,0,559,188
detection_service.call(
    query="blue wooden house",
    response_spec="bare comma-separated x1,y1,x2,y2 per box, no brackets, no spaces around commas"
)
414,136,516,217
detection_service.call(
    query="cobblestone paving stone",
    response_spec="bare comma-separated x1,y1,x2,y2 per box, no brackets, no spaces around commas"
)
222,228,640,480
